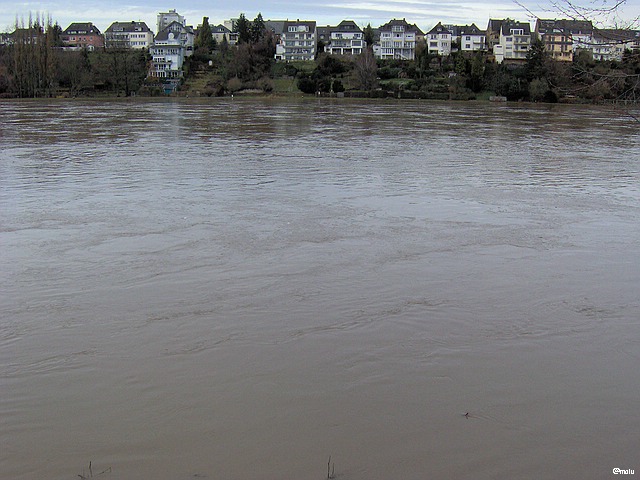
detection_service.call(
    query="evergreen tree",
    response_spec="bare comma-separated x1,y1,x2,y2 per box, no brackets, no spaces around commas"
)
235,14,251,44
468,51,486,92
195,17,215,55
363,23,375,47
250,13,266,43
525,38,550,81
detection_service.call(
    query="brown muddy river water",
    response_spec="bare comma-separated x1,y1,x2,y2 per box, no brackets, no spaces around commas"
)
1,98,639,479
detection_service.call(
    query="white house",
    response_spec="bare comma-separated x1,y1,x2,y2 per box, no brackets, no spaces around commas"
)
325,20,364,56
149,21,191,81
275,20,316,61
493,19,532,63
105,21,154,49
377,18,424,60
458,23,486,52
426,22,452,56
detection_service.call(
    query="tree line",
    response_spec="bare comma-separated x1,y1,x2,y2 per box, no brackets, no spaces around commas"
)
0,14,150,97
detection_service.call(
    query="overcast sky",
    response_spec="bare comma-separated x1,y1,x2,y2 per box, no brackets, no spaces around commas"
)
2,0,639,34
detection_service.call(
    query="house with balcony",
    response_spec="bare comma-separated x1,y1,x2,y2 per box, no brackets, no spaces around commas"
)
275,20,316,61
535,19,593,61
324,20,364,56
457,24,486,52
426,22,452,56
149,21,191,91
105,21,154,49
491,19,532,63
61,22,104,50
376,18,424,60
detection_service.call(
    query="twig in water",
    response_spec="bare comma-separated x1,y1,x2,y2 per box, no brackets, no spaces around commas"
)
78,461,112,479
327,455,336,479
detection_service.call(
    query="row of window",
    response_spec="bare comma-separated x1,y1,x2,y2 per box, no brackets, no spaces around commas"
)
284,33,314,40
285,41,314,47
332,33,362,39
329,40,363,47
288,26,309,32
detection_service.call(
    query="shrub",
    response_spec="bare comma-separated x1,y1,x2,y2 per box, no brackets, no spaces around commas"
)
226,76,243,93
332,79,345,93
297,75,317,94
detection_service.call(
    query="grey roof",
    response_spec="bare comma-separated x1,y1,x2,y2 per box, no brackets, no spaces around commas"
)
427,22,451,36
63,22,102,35
105,21,152,34
317,19,363,40
154,21,188,41
459,23,483,36
378,18,424,35
501,20,531,35
335,20,362,32
487,19,504,33
211,24,231,34
283,20,316,33
265,20,286,35
594,28,639,42
535,19,593,35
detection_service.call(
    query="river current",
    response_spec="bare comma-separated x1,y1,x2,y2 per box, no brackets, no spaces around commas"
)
1,98,639,479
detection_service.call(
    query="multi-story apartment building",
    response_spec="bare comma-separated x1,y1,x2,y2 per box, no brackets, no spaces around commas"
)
105,21,154,49
426,22,452,56
324,20,364,56
376,18,424,60
491,19,532,63
535,19,593,61
61,22,104,50
275,20,317,61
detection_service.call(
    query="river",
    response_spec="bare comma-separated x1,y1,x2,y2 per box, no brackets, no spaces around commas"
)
1,98,639,479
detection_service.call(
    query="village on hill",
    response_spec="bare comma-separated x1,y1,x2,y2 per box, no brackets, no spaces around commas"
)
1,9,639,101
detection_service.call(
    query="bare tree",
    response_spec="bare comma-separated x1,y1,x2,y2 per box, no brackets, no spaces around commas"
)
517,0,639,112
10,13,56,97
354,47,378,90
